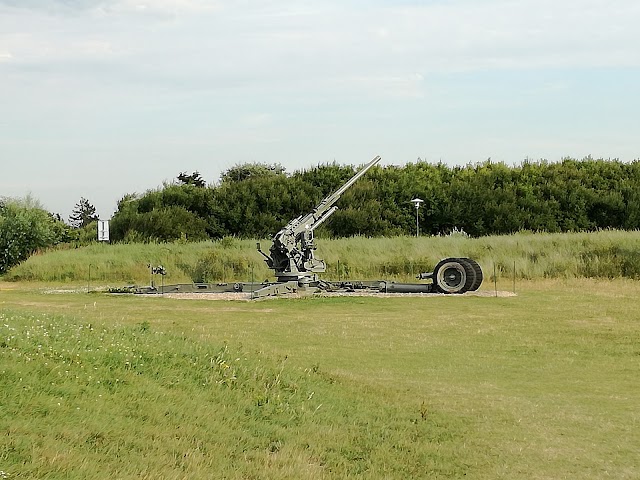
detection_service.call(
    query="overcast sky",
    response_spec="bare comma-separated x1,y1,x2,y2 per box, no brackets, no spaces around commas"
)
1,0,639,220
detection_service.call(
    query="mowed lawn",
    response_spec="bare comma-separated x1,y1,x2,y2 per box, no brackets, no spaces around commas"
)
1,279,639,479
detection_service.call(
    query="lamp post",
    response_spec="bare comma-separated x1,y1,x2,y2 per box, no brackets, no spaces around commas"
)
410,198,424,237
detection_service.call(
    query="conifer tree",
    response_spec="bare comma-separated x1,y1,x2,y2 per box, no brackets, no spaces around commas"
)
177,171,206,187
69,197,98,228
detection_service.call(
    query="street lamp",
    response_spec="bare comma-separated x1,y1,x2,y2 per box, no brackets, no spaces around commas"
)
410,198,424,237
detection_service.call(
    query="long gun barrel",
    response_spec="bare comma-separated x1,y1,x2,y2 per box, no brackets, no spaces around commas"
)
261,155,382,282
313,155,381,217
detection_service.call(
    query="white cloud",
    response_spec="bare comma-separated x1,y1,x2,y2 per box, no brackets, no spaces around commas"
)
350,0,640,72
334,73,426,98
99,0,221,16
3,0,640,82
2,0,638,108
0,0,219,14
241,113,273,127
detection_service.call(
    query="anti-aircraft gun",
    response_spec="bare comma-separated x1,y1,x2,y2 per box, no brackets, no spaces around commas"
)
254,156,381,296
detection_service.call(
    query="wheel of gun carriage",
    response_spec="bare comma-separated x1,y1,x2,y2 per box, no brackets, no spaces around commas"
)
433,258,475,294
458,257,483,291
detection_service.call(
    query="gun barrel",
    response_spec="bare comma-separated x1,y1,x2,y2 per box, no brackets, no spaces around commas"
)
309,206,338,232
316,155,381,211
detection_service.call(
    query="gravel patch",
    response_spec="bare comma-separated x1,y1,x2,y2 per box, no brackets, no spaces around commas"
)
137,290,517,301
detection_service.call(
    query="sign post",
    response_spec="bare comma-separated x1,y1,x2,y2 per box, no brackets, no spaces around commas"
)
97,220,110,242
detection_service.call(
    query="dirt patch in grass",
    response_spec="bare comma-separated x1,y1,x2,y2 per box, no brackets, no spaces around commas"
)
137,290,517,301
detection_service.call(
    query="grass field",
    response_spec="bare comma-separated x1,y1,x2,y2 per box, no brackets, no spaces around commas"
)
1,278,639,479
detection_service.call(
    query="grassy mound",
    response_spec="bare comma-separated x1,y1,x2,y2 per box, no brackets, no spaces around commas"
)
3,230,640,285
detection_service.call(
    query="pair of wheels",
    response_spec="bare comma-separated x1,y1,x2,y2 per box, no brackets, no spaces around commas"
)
433,257,483,294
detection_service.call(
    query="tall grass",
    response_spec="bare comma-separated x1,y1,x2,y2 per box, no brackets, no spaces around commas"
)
3,230,640,284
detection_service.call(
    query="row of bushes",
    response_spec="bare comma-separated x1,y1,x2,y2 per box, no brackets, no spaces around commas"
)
109,158,640,242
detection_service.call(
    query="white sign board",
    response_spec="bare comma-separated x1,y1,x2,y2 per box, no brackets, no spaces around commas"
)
97,220,110,242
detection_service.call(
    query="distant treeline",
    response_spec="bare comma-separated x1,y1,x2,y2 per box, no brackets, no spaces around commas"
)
110,158,640,242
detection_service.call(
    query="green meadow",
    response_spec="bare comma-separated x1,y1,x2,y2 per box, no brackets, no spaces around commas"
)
1,275,639,479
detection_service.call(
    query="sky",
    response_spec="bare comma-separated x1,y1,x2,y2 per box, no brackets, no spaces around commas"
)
1,0,639,221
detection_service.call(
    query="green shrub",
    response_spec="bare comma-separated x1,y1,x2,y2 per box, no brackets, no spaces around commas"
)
0,197,71,274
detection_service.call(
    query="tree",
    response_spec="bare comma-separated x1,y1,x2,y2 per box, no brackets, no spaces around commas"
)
220,163,286,183
177,171,206,187
69,197,98,228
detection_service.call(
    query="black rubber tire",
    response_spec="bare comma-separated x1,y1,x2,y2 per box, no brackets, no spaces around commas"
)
459,258,483,291
456,258,477,292
433,258,474,294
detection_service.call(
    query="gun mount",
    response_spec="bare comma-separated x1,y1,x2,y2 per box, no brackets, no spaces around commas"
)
257,155,381,284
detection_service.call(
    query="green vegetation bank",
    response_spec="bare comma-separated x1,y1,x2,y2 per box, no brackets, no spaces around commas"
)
5,230,640,284
3,157,640,276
